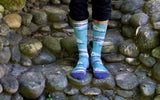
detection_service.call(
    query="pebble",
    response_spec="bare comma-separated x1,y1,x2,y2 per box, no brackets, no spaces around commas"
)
80,87,101,96
116,89,134,98
102,53,125,63
64,87,79,95
125,58,140,66
0,5,4,13
0,47,11,64
0,24,10,36
20,56,32,67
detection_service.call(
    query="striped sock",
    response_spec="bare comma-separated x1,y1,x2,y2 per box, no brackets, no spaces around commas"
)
71,20,89,80
91,22,109,79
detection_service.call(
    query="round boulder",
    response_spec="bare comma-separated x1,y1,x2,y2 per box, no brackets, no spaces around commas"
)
136,26,159,51
19,71,45,99
153,63,160,82
19,38,42,57
0,24,10,36
3,13,22,28
0,47,11,64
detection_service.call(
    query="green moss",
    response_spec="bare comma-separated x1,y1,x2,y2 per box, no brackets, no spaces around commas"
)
0,0,26,12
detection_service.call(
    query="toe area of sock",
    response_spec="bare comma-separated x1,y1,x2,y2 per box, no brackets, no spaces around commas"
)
94,72,109,79
71,72,86,80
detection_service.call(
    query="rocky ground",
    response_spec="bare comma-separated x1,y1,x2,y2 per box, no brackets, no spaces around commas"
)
0,0,160,100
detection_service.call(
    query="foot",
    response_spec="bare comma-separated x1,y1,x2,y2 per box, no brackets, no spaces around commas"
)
71,57,89,80
91,59,109,79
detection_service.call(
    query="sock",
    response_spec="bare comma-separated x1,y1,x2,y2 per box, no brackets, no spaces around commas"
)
71,20,89,80
91,22,109,79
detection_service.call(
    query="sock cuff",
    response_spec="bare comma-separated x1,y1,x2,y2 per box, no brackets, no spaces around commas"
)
72,20,88,25
92,22,108,30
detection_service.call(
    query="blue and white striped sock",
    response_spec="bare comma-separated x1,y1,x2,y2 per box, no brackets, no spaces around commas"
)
71,20,89,80
91,22,109,79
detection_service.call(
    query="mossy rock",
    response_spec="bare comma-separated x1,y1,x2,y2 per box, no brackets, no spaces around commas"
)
0,0,26,12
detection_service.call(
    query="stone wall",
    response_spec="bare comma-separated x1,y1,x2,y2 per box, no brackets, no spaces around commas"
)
0,0,160,100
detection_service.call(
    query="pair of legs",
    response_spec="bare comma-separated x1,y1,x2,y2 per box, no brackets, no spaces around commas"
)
69,0,111,79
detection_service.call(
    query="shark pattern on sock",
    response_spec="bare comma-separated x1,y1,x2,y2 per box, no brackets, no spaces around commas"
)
91,22,109,79
71,20,89,80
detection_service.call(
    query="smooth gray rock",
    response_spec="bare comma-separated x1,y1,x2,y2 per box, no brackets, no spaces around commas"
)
152,47,160,59
102,90,115,99
130,13,149,27
122,25,135,38
6,33,22,46
114,96,126,100
68,95,89,100
102,53,125,63
64,87,79,95
11,93,23,100
140,78,156,96
156,84,160,94
144,0,160,14
151,12,160,24
43,6,66,23
111,10,122,20
102,29,124,53
43,36,61,57
0,24,10,36
10,64,28,78
116,72,139,90
121,14,131,25
17,26,31,36
10,45,21,63
32,49,56,65
119,39,139,57
0,64,9,78
92,74,115,89
28,22,39,33
31,10,47,25
19,38,42,57
0,92,11,100
51,0,61,4
67,72,92,87
20,56,32,67
0,47,11,64
116,90,134,98
93,95,109,100
139,53,156,68
80,87,101,96
1,75,19,94
47,92,67,100
114,0,123,9
120,0,144,13
19,71,45,99
136,26,159,50
45,68,68,91
125,58,140,66
153,63,160,82
135,65,148,82
20,12,33,26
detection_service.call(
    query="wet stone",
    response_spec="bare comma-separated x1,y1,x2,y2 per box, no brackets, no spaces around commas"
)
92,74,115,89
39,26,51,32
52,22,68,30
156,84,160,94
68,95,89,100
114,96,126,100
121,14,131,25
152,47,160,59
144,0,160,14
119,39,139,57
135,65,148,82
28,22,39,33
125,58,140,66
0,47,11,64
130,13,149,27
153,22,160,30
20,12,33,26
136,26,159,51
20,56,32,67
0,64,9,78
151,12,160,24
1,75,19,94
57,58,77,67
111,10,122,20
64,87,79,95
116,90,134,98
67,72,92,87
31,10,47,25
108,20,118,28
139,53,156,68
11,93,23,100
17,26,31,36
10,45,21,63
140,78,156,96
6,33,22,46
154,95,160,100
48,92,66,100
19,71,45,99
32,48,56,65
122,25,135,38
0,24,10,36
116,72,139,90
102,90,115,99
120,0,144,13
19,38,42,57
80,87,101,96
0,92,11,100
45,68,68,91
152,63,160,82
10,64,28,78
93,95,109,100
102,53,125,63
